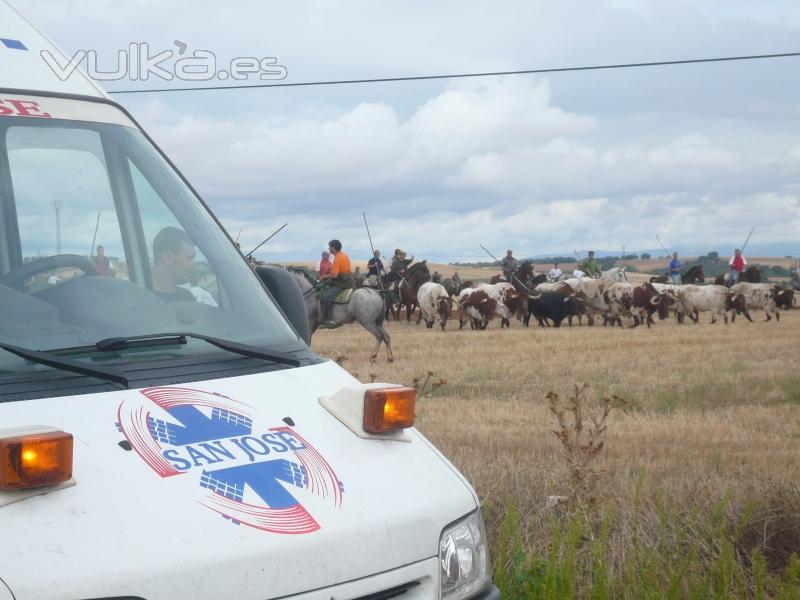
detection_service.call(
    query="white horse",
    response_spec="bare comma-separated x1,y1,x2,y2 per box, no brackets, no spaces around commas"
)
603,266,629,282
288,269,394,363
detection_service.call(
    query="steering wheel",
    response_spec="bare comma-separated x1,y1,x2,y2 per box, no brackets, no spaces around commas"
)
0,254,99,287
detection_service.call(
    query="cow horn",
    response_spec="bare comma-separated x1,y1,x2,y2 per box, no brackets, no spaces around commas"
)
531,290,543,299
650,295,660,306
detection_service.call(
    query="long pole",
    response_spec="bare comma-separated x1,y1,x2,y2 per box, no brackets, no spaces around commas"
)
655,235,670,257
89,211,101,257
740,226,755,253
245,222,288,259
362,212,384,291
480,244,529,291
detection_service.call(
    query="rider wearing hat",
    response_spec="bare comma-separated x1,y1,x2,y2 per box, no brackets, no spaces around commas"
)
390,249,413,277
500,249,518,283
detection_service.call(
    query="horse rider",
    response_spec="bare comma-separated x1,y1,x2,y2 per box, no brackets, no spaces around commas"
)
727,249,747,287
581,251,601,278
669,252,682,285
319,250,332,278
500,249,518,282
366,249,384,288
547,262,563,282
390,249,413,277
318,239,353,327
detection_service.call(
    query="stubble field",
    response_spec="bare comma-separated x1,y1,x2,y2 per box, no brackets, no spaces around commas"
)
312,311,800,595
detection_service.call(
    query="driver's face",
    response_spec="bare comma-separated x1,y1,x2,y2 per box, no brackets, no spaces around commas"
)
171,242,197,284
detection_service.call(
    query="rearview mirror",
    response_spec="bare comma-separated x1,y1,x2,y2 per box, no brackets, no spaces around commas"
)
254,265,311,345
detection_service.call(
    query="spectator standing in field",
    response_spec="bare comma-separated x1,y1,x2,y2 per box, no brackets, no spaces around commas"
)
548,262,563,282
319,250,332,278
727,249,747,287
669,252,682,285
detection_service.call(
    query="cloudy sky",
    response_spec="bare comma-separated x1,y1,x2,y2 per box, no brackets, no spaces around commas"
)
19,0,800,261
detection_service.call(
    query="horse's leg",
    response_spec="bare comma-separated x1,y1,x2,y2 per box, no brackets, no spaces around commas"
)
381,324,394,362
362,321,382,363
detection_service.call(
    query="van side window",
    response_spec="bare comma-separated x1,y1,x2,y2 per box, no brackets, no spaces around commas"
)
128,160,220,307
6,126,125,290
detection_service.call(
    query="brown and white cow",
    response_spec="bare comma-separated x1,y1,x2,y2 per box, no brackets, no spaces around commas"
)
631,283,677,328
417,282,453,330
677,284,745,325
476,282,527,328
730,282,781,322
459,288,496,330
602,281,636,327
772,286,795,311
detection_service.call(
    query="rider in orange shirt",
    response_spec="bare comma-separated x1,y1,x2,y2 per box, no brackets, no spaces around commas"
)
319,239,353,326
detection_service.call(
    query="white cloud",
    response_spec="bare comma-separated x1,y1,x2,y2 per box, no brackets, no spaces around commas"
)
15,0,800,259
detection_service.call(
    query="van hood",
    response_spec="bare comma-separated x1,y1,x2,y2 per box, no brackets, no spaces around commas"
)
0,361,477,600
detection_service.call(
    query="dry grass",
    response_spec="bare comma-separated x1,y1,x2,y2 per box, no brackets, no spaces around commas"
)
312,310,800,577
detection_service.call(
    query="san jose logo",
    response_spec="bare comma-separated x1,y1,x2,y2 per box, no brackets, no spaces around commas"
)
116,386,343,534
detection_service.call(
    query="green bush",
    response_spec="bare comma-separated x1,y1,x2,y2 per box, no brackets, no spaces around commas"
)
491,498,800,599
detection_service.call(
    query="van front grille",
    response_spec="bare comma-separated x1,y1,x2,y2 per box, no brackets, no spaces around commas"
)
354,580,421,600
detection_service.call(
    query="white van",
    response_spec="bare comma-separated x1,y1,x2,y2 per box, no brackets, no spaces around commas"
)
0,3,499,599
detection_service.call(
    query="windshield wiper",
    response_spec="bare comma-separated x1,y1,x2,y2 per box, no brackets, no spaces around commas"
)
93,332,302,367
0,342,129,388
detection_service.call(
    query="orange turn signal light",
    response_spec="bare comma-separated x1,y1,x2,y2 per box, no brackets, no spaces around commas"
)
363,387,416,433
0,431,73,491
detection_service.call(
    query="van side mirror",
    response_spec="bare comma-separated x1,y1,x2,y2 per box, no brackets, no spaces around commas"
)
253,265,311,345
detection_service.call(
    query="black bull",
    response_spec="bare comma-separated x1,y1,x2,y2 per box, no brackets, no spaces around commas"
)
523,291,584,327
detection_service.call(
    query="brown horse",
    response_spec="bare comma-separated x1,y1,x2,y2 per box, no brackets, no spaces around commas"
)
651,265,705,285
396,261,431,321
491,261,537,289
713,266,761,286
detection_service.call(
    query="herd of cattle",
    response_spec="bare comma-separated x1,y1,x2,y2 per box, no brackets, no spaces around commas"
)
412,267,797,331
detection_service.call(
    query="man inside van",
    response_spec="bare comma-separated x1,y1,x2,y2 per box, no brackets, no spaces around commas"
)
152,226,198,303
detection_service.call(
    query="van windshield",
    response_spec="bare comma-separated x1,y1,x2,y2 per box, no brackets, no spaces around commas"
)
0,110,301,391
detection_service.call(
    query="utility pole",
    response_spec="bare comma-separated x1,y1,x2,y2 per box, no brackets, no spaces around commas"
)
53,200,63,255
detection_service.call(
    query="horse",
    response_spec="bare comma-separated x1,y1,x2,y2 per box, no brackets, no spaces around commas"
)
396,261,431,322
713,266,762,286
286,268,394,363
441,272,465,297
740,266,761,283
490,261,537,288
602,266,628,282
650,265,705,285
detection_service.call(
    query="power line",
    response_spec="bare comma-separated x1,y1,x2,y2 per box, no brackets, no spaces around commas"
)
108,51,800,95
